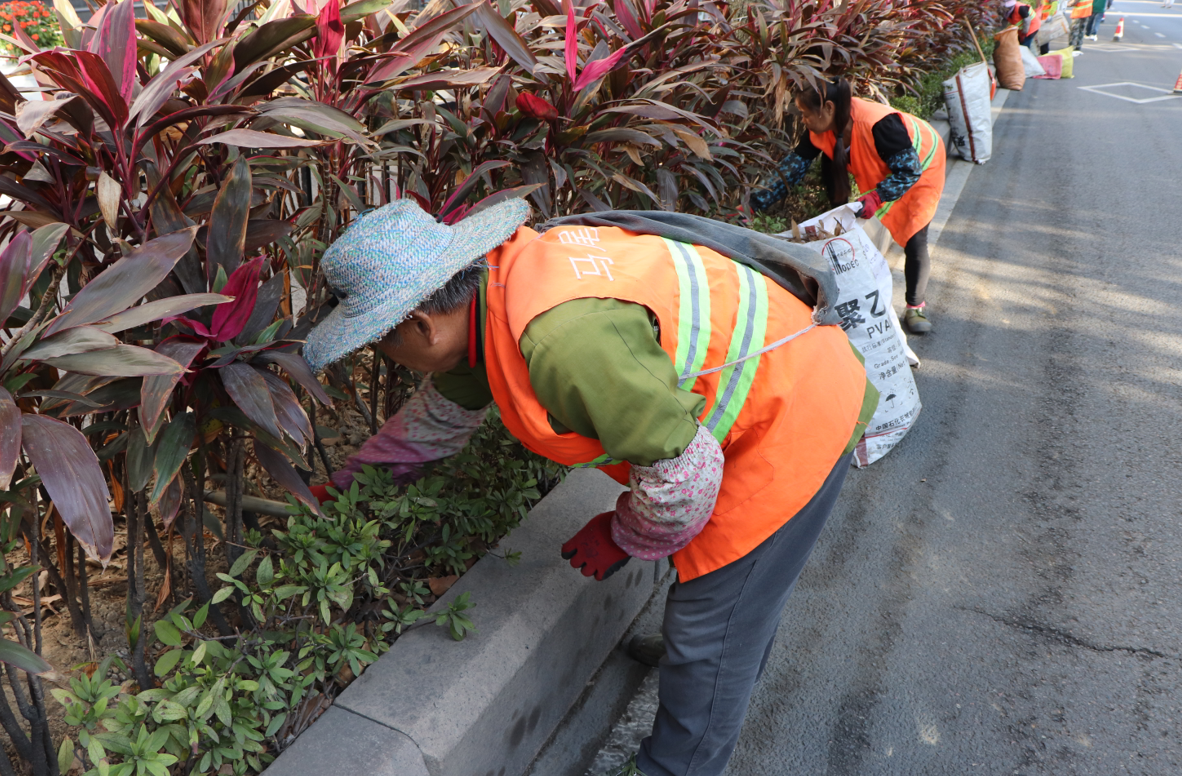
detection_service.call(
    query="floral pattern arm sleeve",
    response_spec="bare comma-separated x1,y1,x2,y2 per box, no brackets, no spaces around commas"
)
330,377,489,489
610,424,725,560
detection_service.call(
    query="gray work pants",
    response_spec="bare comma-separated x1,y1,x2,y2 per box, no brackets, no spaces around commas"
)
636,453,851,776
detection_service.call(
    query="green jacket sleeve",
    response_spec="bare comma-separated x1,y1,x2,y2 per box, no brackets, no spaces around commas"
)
519,298,706,467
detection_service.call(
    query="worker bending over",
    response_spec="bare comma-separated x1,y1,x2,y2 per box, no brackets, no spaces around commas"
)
303,198,877,776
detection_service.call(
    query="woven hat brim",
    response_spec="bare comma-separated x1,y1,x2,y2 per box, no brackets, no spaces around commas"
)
303,198,529,372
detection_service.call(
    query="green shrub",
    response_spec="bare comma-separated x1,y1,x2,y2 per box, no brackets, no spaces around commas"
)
48,413,563,775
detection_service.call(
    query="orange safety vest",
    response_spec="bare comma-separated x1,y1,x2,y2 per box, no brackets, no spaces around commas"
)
810,98,946,248
484,225,867,581
1009,1,1043,35
1070,0,1092,18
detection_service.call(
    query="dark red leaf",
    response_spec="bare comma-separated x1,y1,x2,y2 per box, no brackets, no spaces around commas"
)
20,415,113,564
256,351,331,405
158,475,183,528
253,439,318,513
0,231,33,323
45,229,198,338
220,362,283,440
95,293,232,334
366,4,480,83
314,0,344,62
129,40,222,126
164,316,212,338
0,387,20,491
205,156,252,280
476,1,539,74
210,257,264,342
564,0,578,83
233,15,317,71
262,371,312,447
440,160,512,219
90,0,136,103
149,412,196,504
181,0,231,45
141,337,206,444
516,92,559,121
73,50,130,128
613,0,643,40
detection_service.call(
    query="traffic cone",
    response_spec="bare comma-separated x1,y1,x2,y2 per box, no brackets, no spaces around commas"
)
1174,69,1182,94
1113,16,1124,40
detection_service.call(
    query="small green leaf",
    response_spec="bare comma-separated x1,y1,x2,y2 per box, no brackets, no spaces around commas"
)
57,736,74,773
211,586,234,605
193,602,209,630
153,648,182,677
192,641,207,666
228,549,257,579
153,620,183,647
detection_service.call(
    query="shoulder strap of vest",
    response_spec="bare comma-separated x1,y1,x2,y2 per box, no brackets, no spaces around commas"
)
875,114,940,221
540,211,844,328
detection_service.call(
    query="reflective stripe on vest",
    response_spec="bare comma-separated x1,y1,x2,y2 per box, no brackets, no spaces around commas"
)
571,241,771,470
876,115,941,221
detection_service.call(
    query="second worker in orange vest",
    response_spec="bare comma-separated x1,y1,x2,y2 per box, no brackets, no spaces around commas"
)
751,78,947,336
303,197,877,776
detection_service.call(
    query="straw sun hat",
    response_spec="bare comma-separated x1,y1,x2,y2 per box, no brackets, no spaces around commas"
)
303,198,530,372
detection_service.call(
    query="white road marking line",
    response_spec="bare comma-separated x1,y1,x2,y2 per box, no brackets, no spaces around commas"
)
1156,32,1167,37
1078,81,1182,104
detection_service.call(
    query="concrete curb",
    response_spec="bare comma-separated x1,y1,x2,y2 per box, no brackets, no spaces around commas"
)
263,469,659,776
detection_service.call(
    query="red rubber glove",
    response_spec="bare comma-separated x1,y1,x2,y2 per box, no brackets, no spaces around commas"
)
561,512,631,581
855,190,883,219
309,484,335,505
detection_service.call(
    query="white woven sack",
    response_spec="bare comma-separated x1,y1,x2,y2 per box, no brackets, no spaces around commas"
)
779,204,921,467
943,62,993,164
1019,44,1047,77
1036,11,1071,47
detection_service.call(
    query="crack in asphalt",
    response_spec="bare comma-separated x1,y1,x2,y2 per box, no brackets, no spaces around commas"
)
960,606,1176,661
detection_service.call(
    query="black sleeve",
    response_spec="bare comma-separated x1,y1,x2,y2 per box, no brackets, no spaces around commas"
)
794,133,823,160
870,113,913,162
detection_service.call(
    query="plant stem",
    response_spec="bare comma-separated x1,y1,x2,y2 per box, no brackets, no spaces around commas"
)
35,545,85,643
309,402,334,477
182,463,233,637
0,670,33,763
368,348,380,436
224,436,246,571
76,540,100,647
143,510,168,571
126,467,151,691
0,728,18,776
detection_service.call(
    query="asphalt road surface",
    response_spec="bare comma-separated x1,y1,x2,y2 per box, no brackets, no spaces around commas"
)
583,13,1182,776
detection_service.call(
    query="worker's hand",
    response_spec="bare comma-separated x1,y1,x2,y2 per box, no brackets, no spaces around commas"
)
561,512,631,581
855,190,884,219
